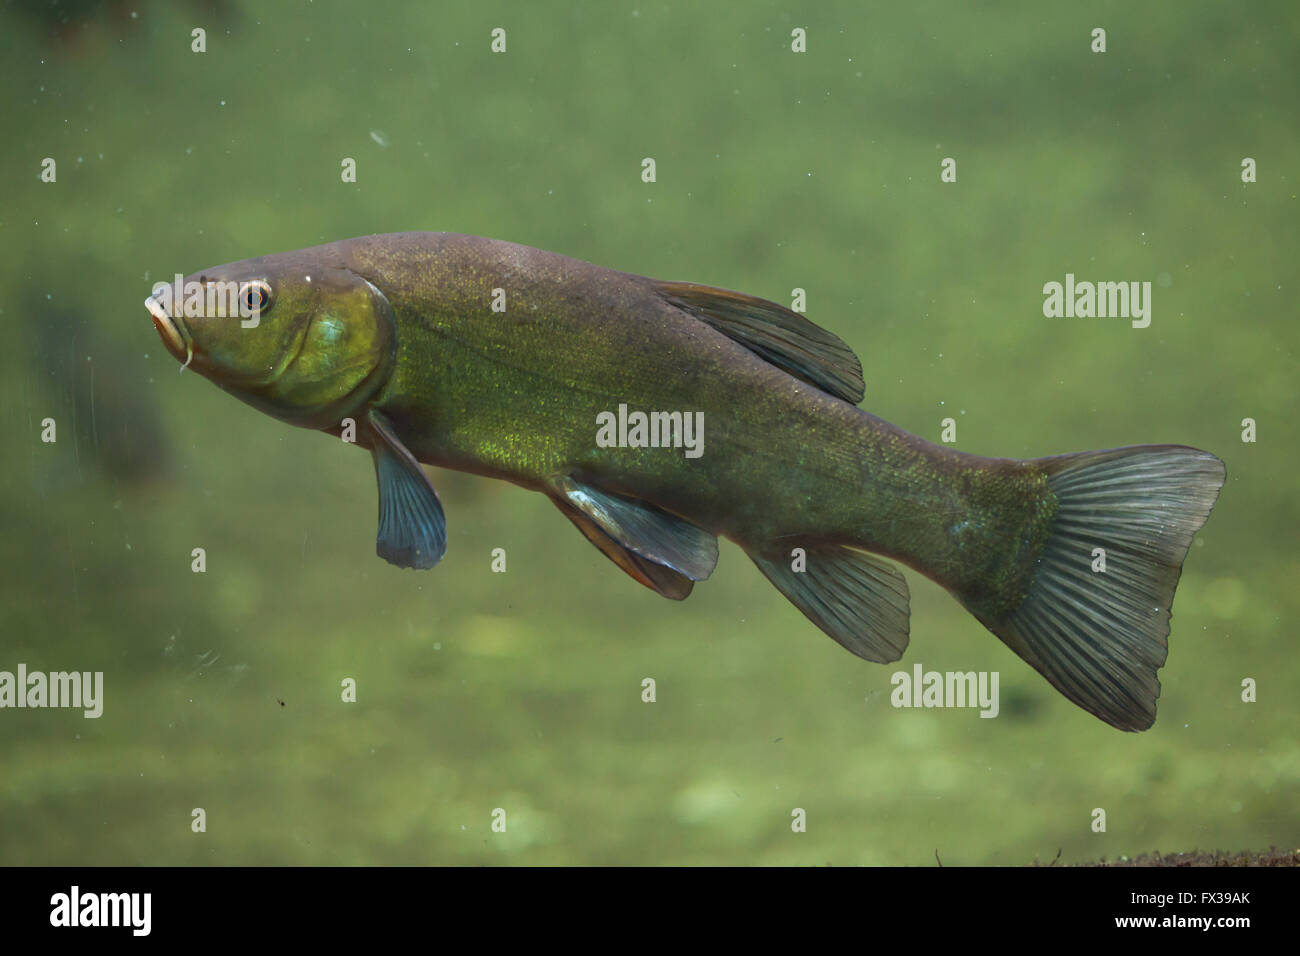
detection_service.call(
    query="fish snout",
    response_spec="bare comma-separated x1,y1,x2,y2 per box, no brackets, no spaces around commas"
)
145,294,188,362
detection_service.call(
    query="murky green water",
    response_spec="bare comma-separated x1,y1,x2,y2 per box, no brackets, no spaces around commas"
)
1,1,1295,865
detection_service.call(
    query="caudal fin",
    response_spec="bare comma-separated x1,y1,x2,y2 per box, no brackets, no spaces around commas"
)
973,445,1225,731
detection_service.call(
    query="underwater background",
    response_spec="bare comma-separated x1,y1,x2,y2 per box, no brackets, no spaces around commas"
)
0,0,1295,865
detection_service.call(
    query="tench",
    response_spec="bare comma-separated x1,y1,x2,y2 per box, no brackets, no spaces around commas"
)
145,232,1225,731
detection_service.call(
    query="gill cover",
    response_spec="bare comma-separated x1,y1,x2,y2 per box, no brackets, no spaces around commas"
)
192,265,398,430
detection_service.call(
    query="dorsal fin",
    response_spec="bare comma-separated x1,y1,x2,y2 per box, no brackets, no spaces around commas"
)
654,280,865,404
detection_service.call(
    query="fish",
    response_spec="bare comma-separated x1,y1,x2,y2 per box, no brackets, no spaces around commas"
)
145,232,1226,731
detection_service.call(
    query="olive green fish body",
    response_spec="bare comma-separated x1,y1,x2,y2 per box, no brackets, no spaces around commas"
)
148,232,1225,731
334,234,1043,603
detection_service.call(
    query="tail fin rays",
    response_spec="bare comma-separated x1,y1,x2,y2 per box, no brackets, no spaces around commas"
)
974,445,1225,731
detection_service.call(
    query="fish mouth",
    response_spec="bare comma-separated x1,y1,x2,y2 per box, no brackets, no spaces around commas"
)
145,295,190,363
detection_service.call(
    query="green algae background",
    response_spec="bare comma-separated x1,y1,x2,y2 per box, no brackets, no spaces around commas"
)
0,0,1295,865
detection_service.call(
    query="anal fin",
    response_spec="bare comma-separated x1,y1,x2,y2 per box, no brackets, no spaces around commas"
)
749,542,911,663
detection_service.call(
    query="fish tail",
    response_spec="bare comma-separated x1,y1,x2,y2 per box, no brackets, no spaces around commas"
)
748,442,1224,731
963,444,1225,731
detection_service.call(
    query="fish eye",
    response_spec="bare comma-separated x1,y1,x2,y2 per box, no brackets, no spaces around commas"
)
240,280,273,315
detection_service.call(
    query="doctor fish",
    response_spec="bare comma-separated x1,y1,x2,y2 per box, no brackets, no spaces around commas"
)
146,232,1225,731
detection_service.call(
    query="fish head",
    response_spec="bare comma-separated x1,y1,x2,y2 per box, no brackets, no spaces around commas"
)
146,255,397,429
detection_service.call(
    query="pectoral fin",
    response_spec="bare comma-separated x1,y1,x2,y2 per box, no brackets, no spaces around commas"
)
550,476,718,586
368,409,446,570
